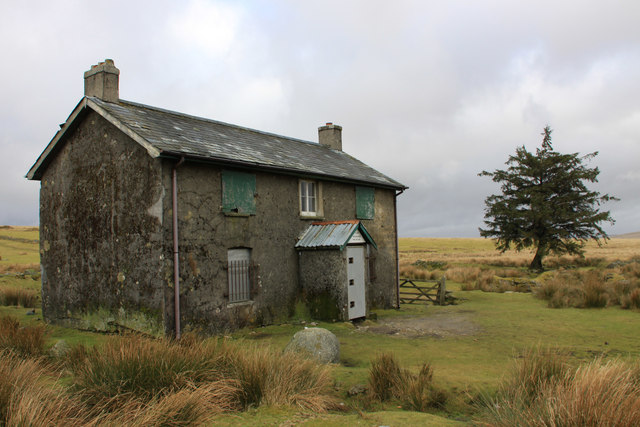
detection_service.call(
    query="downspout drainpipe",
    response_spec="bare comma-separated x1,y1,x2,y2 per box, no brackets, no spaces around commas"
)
394,188,405,309
172,157,185,339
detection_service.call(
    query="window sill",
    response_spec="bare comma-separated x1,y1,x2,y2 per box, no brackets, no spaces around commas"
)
223,212,251,217
227,300,254,309
300,214,324,220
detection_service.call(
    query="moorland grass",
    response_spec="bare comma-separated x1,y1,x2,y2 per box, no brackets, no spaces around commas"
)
535,269,640,309
1,232,639,425
0,327,337,424
0,351,90,426
0,315,46,357
70,333,336,414
480,347,640,426
0,226,40,272
368,352,447,412
0,286,37,307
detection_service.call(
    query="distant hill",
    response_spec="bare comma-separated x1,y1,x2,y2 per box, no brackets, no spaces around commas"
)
614,231,640,239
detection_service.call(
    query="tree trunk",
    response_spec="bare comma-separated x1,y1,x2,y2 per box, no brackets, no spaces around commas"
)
530,244,546,270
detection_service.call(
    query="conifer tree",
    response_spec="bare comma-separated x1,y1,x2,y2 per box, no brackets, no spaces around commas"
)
479,126,617,270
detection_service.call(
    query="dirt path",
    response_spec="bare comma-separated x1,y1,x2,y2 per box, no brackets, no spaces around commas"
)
356,310,481,338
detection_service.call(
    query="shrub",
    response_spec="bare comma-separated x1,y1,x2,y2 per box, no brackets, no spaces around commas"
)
0,315,46,357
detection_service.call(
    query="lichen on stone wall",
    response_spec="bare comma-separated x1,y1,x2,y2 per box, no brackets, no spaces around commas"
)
59,307,164,337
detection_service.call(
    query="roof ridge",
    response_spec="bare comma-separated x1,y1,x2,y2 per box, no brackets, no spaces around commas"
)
114,98,321,148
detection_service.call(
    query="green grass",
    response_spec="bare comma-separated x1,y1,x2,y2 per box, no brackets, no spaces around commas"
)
0,226,39,269
230,285,640,398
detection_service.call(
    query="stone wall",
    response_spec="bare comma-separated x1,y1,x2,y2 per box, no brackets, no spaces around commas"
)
163,162,399,334
39,111,165,335
38,110,399,336
298,250,348,320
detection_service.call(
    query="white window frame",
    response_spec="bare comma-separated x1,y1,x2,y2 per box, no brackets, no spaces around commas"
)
299,179,322,217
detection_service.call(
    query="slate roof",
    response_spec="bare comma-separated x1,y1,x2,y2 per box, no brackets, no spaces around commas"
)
296,220,377,250
28,96,406,190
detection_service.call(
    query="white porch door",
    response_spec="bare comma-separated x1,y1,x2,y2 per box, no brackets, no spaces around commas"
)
346,245,366,319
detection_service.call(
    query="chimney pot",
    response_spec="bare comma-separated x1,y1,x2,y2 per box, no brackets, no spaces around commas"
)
84,59,120,103
318,123,342,151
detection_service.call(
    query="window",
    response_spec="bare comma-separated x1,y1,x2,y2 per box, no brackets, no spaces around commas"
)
299,180,322,217
227,248,252,303
222,170,256,215
356,186,375,219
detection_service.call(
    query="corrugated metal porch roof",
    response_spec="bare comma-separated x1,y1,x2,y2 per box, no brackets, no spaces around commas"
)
295,220,376,250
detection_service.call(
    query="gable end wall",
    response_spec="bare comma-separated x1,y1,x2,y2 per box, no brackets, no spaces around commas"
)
39,110,165,334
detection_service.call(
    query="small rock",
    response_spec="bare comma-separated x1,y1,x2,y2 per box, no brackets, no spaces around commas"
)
347,384,368,396
49,340,70,358
284,327,340,364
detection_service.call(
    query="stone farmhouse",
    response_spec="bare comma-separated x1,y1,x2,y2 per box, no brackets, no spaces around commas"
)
27,60,406,337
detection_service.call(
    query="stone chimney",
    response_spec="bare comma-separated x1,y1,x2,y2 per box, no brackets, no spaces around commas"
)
84,59,120,103
318,122,342,151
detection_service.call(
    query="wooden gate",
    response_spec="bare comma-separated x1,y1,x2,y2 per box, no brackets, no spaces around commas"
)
399,277,449,305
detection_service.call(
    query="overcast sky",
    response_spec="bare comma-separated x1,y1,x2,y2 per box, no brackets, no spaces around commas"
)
1,0,638,237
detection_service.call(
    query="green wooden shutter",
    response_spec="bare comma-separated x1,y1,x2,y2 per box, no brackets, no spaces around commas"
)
356,186,375,219
222,171,256,214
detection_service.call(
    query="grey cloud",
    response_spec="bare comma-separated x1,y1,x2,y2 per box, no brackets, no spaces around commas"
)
1,0,638,237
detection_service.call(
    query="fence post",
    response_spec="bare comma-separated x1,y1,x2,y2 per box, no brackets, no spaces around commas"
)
438,276,446,305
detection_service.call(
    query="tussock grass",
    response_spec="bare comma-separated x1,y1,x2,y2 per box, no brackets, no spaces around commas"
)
368,352,447,412
69,333,234,408
480,347,640,426
0,331,337,424
0,286,37,307
0,351,89,426
92,381,241,426
70,333,336,415
369,352,403,401
0,315,46,357
535,270,640,309
229,344,337,411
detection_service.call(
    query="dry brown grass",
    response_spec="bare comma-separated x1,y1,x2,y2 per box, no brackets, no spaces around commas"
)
0,331,338,424
70,333,337,417
368,352,447,412
483,349,640,426
400,238,640,268
535,269,640,309
0,315,46,357
0,352,90,426
228,344,337,412
92,380,241,426
0,286,37,307
0,263,40,274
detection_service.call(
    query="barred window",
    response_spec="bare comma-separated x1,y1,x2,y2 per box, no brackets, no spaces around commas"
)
227,249,255,303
